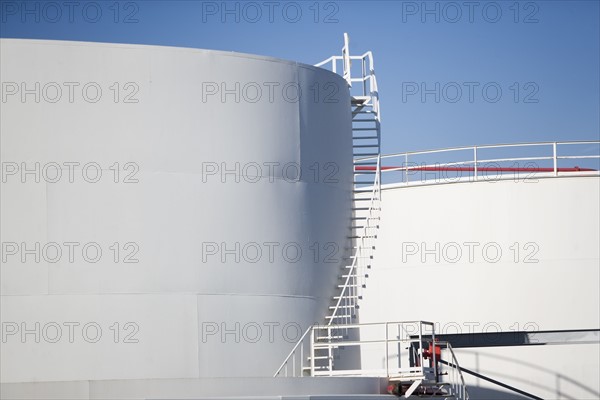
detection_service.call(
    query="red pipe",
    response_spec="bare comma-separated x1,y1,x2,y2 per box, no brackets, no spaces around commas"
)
355,166,596,172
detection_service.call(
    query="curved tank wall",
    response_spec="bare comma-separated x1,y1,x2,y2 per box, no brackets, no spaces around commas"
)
360,175,600,399
0,39,352,382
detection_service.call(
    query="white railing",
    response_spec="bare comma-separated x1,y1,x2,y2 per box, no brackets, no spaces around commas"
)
310,321,435,378
315,33,380,119
273,324,313,377
275,321,436,378
437,342,470,400
274,322,469,399
328,155,381,326
355,140,600,186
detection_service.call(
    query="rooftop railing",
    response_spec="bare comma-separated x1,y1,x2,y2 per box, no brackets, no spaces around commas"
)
356,140,600,187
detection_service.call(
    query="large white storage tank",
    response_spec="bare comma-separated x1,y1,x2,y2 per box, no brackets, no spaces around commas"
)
0,39,353,383
360,171,600,399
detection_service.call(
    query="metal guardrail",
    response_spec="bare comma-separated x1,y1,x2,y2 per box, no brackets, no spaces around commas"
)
439,342,470,400
309,321,436,378
357,140,600,186
274,321,436,378
274,321,469,399
273,324,313,378
315,33,380,119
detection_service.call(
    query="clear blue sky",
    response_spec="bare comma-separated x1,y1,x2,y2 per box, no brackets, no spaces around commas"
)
1,0,599,154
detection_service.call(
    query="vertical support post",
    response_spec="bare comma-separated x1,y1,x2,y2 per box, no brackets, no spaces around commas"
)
300,339,304,377
362,57,367,96
473,146,478,180
377,154,382,193
310,327,315,376
553,142,558,176
405,153,409,185
342,33,351,86
419,323,424,375
432,325,437,383
328,325,333,374
385,322,389,377
398,323,402,372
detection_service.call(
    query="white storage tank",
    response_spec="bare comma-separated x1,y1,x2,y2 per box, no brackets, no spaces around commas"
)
0,39,353,382
360,172,600,399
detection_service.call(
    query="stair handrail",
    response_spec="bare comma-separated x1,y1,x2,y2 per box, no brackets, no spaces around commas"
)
273,324,314,377
440,341,470,400
328,154,381,325
327,238,360,326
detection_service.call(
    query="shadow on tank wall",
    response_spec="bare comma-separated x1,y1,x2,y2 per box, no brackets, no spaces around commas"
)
466,386,529,400
459,350,600,400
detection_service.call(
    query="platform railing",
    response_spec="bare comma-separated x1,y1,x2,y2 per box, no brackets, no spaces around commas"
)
275,321,436,378
274,322,469,398
310,321,436,378
356,140,600,186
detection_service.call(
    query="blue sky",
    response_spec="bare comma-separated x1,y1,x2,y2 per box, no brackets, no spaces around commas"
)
1,0,599,154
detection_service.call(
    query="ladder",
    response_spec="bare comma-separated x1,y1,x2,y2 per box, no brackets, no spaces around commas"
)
309,34,382,375
315,33,382,328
